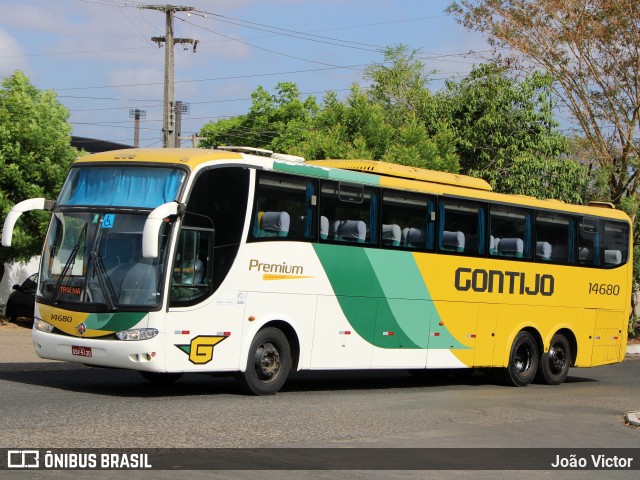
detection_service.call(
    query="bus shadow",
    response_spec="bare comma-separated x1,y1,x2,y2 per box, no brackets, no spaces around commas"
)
0,363,596,397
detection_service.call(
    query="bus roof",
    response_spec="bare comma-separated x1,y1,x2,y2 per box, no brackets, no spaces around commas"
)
305,159,493,191
73,148,242,169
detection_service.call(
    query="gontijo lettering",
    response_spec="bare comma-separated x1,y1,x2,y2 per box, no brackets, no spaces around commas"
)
455,267,554,296
249,259,304,275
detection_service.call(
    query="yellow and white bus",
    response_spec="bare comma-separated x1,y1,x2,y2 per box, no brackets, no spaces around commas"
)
2,147,633,394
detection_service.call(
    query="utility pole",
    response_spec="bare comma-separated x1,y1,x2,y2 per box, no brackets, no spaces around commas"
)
129,108,147,148
179,133,204,148
140,4,198,148
174,101,190,147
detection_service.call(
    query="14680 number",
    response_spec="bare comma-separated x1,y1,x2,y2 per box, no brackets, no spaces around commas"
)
588,283,620,295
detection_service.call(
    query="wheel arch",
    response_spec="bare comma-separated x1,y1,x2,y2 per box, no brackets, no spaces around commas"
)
552,328,577,367
498,324,542,367
240,317,301,372
521,326,543,360
261,319,301,371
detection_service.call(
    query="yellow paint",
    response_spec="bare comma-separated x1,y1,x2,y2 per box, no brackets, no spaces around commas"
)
412,251,630,368
36,304,96,336
263,274,314,280
189,335,228,364
74,148,243,171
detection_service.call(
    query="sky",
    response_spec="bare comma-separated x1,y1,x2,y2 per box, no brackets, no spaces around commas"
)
0,0,491,148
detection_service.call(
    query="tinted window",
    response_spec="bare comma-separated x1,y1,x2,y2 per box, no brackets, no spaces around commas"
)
250,172,316,241
186,167,249,292
603,221,629,268
578,218,600,267
489,204,532,259
320,181,377,245
439,199,486,255
535,212,576,264
381,190,435,250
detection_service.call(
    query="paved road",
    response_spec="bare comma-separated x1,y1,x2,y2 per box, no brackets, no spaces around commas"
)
1,321,640,479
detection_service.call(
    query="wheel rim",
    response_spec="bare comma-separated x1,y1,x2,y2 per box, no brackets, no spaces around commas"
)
254,341,281,383
548,343,567,374
514,343,533,375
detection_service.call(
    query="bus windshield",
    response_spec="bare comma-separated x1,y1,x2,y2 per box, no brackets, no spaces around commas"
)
39,211,170,309
58,166,184,208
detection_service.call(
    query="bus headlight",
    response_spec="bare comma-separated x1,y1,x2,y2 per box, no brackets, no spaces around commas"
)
34,319,55,333
116,328,158,341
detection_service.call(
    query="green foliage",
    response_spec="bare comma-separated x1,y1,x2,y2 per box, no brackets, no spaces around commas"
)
438,63,588,201
199,46,461,172
0,71,80,263
199,46,588,201
364,45,436,128
199,83,319,151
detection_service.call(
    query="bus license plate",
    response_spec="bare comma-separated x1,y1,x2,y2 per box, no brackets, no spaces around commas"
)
71,346,92,357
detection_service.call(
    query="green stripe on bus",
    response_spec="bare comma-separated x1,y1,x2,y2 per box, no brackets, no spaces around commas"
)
83,311,147,332
313,244,466,350
274,161,381,186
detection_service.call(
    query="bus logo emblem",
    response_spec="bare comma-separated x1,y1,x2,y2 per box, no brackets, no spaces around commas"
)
76,323,87,335
175,335,230,365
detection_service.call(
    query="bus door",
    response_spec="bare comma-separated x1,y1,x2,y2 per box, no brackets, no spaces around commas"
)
165,226,245,372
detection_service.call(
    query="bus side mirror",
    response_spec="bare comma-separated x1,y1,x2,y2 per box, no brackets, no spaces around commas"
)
142,202,185,258
2,198,55,247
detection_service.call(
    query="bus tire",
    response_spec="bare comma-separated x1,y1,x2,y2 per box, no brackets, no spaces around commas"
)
536,333,571,385
500,331,538,387
238,327,290,395
139,371,183,384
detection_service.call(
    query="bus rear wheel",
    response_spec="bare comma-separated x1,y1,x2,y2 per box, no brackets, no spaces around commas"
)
237,327,291,395
500,331,539,387
536,333,571,385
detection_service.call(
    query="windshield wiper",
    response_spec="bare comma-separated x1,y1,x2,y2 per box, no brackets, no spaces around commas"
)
90,251,118,311
51,224,87,304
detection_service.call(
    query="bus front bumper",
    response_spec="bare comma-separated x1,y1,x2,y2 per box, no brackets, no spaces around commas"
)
32,328,167,372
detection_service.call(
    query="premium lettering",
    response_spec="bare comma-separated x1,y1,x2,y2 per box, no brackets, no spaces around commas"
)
249,259,304,275
455,267,554,296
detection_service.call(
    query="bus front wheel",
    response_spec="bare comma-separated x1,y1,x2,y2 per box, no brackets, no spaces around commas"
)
536,333,571,385
238,327,291,395
500,331,539,387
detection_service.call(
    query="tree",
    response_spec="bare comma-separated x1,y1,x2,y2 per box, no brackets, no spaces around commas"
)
199,49,461,173
198,45,584,196
0,71,80,264
363,45,436,129
447,0,640,214
198,82,319,151
438,62,588,201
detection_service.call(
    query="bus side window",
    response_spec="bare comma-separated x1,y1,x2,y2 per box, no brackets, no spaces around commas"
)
602,221,629,268
381,190,435,251
319,181,377,246
578,218,600,266
489,205,532,259
251,172,316,242
439,199,486,256
171,227,212,305
535,212,576,264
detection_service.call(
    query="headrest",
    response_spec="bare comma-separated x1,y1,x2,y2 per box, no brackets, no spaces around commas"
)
260,211,290,233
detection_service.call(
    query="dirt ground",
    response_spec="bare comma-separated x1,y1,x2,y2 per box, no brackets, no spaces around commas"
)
0,317,52,363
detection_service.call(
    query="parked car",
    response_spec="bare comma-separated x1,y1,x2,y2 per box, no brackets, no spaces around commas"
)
5,273,37,322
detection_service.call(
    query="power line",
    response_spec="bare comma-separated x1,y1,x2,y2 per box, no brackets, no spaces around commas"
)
177,16,362,71
0,15,448,59
191,10,384,52
53,50,481,92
